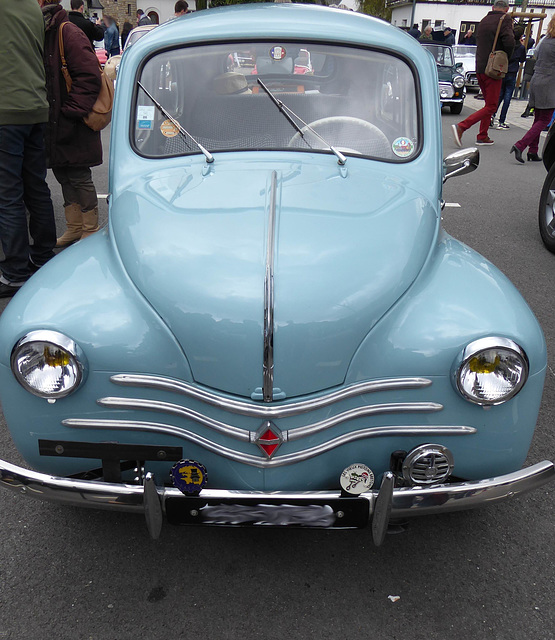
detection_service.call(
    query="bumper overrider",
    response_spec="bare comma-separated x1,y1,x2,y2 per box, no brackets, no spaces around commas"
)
1,458,553,546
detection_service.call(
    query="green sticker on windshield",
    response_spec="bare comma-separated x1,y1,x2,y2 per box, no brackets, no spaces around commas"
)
392,137,415,158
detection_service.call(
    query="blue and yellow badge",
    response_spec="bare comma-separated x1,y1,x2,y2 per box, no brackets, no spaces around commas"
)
171,460,207,495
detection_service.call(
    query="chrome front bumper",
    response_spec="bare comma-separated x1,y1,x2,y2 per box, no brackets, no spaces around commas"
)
1,459,553,545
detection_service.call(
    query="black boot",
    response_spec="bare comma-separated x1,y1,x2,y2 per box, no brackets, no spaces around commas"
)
510,146,524,164
527,152,541,161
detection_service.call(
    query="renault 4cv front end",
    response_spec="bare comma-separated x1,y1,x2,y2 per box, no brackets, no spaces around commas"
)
0,4,553,545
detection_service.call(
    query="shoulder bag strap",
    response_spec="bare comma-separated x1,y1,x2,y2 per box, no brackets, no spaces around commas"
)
58,22,72,93
491,15,505,53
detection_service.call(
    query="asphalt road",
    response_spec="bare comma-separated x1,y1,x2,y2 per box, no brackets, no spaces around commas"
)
1,106,554,640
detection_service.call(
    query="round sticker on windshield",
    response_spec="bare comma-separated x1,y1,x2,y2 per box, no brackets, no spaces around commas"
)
160,119,179,138
392,137,415,158
270,46,286,61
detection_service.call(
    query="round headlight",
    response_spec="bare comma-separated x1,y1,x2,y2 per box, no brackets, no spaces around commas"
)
11,331,86,399
455,337,528,405
453,75,465,89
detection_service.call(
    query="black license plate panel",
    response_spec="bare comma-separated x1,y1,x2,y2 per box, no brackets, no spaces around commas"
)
166,496,369,529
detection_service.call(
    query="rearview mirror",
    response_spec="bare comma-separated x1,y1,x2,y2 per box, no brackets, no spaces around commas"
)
443,148,479,182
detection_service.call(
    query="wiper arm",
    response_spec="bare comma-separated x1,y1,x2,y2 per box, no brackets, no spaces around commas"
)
138,81,214,164
256,79,346,166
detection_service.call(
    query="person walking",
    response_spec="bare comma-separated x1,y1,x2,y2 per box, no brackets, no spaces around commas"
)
452,0,514,147
68,0,104,47
39,0,102,247
511,15,555,162
103,15,120,58
493,32,526,129
0,0,56,297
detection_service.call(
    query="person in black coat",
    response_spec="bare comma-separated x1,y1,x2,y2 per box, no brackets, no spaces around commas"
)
68,0,104,47
121,22,133,50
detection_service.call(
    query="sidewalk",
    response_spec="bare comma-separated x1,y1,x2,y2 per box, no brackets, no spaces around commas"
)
464,89,548,139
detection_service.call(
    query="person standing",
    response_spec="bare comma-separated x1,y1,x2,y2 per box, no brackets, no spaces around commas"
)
39,0,102,247
121,21,133,49
0,0,56,297
443,27,455,46
68,0,104,47
493,32,526,129
137,9,153,26
103,15,120,57
408,24,421,40
452,0,514,147
511,15,555,162
463,29,477,45
419,26,433,42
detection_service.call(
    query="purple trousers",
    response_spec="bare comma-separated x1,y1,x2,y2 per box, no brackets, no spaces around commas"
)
515,108,555,154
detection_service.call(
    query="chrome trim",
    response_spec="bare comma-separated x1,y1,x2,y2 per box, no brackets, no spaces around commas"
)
10,330,87,399
97,396,443,442
110,374,433,418
62,418,476,468
97,397,251,442
401,443,454,486
263,170,278,403
1,459,553,536
453,336,529,406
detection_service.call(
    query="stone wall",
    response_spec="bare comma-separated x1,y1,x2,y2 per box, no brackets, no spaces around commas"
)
96,0,138,27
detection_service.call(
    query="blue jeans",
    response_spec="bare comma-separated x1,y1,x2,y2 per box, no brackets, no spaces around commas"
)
496,73,517,124
0,123,56,283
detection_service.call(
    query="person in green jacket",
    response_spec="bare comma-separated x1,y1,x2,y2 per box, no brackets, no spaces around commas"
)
0,0,56,297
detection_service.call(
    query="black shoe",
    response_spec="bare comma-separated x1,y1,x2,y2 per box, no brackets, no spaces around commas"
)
527,152,542,161
0,281,23,298
510,145,524,164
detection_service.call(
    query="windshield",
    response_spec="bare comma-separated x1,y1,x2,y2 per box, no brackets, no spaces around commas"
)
422,44,454,67
133,41,420,162
452,45,476,57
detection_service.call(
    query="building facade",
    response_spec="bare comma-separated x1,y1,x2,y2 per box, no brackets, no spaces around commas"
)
388,0,555,42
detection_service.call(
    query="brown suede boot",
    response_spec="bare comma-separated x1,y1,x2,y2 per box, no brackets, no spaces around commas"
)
56,203,83,247
81,206,99,239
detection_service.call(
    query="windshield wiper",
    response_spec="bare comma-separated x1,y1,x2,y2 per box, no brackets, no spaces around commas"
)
138,81,214,164
256,79,346,165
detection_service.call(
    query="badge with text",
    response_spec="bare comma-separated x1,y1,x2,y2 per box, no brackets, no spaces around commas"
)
392,137,415,158
340,463,374,495
160,119,179,138
171,459,207,495
270,46,286,61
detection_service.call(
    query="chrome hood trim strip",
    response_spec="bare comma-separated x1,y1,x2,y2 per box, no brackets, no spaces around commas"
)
62,418,476,468
97,396,443,442
110,374,433,418
263,170,278,403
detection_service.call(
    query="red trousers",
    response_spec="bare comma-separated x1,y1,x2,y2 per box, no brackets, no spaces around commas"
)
516,108,555,154
458,73,502,141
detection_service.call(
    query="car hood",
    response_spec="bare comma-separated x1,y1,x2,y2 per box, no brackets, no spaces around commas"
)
111,159,437,399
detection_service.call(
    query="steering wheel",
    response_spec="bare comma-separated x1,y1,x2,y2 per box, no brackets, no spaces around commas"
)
287,116,390,153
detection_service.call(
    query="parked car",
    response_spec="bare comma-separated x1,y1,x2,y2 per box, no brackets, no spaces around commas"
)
94,39,107,67
452,44,478,89
0,5,553,545
104,24,157,81
421,42,466,114
538,119,555,252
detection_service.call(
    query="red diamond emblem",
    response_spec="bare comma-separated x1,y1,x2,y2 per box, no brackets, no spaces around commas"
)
255,422,282,459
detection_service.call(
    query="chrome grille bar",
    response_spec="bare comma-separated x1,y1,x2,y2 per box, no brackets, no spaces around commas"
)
110,374,433,418
62,418,476,469
98,396,443,442
263,170,278,403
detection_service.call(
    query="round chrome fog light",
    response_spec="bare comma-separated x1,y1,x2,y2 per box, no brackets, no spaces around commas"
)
402,444,454,486
11,330,86,399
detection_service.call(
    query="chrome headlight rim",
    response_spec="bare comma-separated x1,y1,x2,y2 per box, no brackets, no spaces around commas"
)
11,330,87,399
454,336,529,406
453,75,465,89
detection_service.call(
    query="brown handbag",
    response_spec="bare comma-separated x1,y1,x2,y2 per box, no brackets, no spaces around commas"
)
485,15,509,79
59,22,114,131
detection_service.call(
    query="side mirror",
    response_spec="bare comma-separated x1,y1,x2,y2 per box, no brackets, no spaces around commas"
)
455,62,464,70
443,147,479,182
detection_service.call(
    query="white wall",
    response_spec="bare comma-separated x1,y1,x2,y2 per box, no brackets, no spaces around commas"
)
391,3,554,41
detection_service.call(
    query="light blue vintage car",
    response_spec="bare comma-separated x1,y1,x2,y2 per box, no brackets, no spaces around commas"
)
0,4,553,544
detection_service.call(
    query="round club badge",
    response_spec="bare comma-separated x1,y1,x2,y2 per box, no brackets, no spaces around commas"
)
392,137,415,158
340,463,374,495
160,119,179,138
171,459,207,495
270,46,286,61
